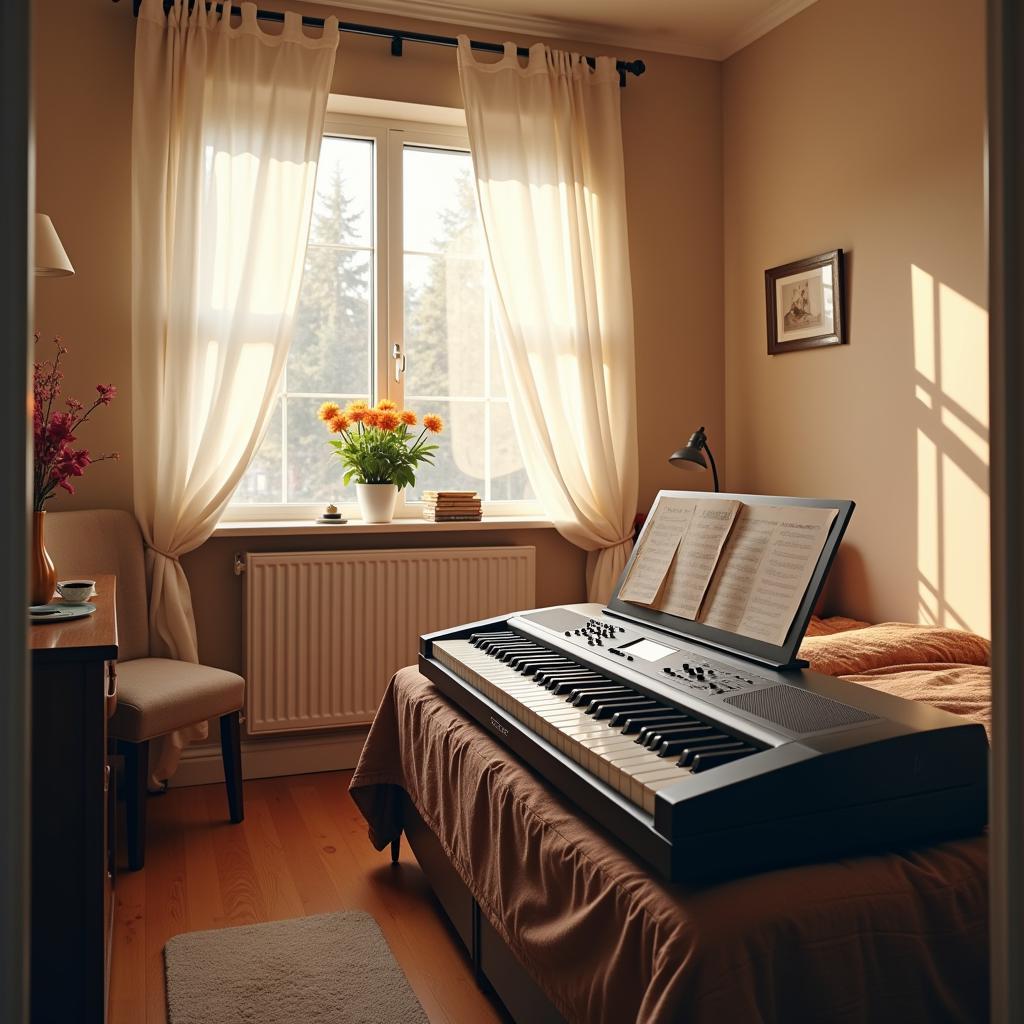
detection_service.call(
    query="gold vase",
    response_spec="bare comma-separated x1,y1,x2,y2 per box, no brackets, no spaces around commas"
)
30,510,57,606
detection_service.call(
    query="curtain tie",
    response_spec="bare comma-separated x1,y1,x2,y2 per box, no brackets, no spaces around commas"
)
146,543,181,562
605,534,635,550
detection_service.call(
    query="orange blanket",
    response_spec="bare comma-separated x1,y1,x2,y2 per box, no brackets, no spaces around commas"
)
803,617,992,735
350,618,989,1023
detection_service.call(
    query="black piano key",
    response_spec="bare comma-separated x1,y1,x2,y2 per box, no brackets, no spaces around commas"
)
470,631,516,647
535,662,591,675
480,641,534,658
643,720,715,743
690,746,757,773
588,697,654,719
655,729,720,756
496,646,544,662
642,720,714,742
508,654,564,671
536,661,592,675
677,741,746,768
617,711,685,734
635,717,702,743
635,719,703,746
608,706,673,728
550,677,610,695
540,672,604,689
570,686,628,706
476,634,524,648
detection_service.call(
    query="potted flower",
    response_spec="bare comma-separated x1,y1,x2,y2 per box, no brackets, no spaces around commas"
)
317,399,443,523
32,336,119,603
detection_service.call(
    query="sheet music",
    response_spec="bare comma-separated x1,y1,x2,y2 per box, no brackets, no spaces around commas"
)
658,499,741,619
618,498,698,604
698,505,838,645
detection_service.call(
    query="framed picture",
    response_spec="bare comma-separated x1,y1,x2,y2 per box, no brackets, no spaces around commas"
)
765,249,846,355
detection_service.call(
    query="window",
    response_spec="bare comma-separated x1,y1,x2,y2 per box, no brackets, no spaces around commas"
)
231,112,534,518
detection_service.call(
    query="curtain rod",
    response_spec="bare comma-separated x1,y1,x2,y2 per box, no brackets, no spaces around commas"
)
117,1,647,86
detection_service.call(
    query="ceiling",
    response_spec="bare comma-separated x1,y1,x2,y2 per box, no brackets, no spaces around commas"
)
324,0,820,61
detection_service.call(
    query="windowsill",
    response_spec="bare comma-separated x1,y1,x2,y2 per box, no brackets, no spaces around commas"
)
211,515,556,538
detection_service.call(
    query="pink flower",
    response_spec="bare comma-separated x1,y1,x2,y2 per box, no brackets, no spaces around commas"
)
31,337,118,511
47,411,76,444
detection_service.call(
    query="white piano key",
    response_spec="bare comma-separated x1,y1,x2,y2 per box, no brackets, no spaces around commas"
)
434,639,701,814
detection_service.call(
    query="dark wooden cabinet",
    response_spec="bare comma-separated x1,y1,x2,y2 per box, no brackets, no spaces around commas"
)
30,575,118,1024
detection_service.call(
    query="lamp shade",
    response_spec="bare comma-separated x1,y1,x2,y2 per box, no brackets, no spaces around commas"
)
669,427,709,470
34,214,74,277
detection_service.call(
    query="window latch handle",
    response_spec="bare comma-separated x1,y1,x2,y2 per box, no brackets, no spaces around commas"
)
392,343,407,382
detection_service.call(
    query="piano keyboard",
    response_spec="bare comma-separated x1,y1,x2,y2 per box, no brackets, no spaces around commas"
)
433,631,760,813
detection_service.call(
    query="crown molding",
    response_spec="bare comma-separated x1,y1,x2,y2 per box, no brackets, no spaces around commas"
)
312,0,821,62
721,0,821,59
315,0,723,61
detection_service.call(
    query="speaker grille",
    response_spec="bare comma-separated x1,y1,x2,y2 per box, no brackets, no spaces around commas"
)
724,685,877,734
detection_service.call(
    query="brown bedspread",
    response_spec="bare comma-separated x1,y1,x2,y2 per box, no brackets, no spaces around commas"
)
350,619,989,1023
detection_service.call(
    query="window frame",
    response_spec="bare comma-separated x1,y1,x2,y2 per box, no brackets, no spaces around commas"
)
225,110,540,522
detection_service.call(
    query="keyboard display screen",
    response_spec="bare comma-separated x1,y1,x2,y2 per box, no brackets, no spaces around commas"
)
619,637,678,662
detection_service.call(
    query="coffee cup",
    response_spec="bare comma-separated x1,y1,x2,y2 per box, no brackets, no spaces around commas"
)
56,580,95,604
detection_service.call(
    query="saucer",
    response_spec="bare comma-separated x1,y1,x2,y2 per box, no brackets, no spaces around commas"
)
30,602,97,623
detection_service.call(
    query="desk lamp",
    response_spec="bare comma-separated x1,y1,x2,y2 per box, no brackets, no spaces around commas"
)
669,425,719,492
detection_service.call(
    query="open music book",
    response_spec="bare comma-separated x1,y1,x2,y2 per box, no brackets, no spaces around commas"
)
618,497,838,646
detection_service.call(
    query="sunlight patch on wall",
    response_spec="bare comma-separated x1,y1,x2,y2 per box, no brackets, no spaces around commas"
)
912,265,989,637
942,453,990,636
938,282,988,428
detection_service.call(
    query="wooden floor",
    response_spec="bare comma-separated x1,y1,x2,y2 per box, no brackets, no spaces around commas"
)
110,770,510,1024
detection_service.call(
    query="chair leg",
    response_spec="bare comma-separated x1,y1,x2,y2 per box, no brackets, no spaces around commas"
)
219,711,244,824
122,739,148,871
390,835,401,863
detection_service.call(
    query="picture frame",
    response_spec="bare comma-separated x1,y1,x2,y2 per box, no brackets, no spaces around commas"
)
765,249,846,355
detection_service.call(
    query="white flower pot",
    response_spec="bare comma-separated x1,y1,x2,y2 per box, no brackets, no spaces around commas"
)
356,483,399,524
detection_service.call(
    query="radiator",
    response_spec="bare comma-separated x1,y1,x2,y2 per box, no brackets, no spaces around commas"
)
243,546,536,734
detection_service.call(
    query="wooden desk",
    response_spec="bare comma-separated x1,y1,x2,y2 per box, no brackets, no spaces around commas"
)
31,574,118,1024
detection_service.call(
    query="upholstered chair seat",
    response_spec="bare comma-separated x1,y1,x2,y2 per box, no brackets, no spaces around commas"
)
45,508,245,870
112,659,244,743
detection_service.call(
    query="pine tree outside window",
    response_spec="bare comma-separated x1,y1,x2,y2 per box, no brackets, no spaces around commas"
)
230,112,536,520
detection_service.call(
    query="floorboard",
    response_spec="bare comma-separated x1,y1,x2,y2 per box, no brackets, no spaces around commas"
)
108,770,510,1024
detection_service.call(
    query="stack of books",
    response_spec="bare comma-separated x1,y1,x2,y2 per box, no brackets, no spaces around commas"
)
422,490,483,522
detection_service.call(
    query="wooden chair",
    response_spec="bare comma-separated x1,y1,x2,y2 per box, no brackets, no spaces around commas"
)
47,509,244,870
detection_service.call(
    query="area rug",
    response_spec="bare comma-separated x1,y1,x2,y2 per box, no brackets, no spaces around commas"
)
164,910,429,1024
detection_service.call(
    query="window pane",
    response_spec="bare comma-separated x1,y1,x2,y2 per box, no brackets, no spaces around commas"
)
405,399,484,500
404,252,485,398
288,247,371,395
286,397,356,505
234,399,283,503
489,401,533,501
488,321,507,399
309,136,373,248
403,147,482,256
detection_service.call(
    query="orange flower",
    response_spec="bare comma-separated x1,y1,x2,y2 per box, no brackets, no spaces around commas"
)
376,398,398,411
363,408,381,428
423,413,444,434
399,409,417,427
317,401,341,422
347,405,369,423
327,412,350,433
377,410,401,431
344,399,369,415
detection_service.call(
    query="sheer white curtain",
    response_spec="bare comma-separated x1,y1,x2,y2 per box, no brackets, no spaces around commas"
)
132,0,338,778
457,40,638,602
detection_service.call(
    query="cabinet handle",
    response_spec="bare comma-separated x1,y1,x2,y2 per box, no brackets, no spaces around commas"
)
104,763,110,794
106,663,118,719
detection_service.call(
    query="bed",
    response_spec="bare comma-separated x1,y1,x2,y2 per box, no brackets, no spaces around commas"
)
350,617,990,1023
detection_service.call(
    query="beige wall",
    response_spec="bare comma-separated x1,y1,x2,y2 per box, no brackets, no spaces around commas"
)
36,0,988,646
723,0,988,633
32,0,724,655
